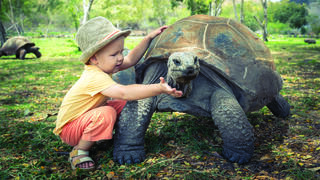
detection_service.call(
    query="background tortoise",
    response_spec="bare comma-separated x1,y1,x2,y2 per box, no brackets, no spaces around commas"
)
0,36,41,59
113,15,290,164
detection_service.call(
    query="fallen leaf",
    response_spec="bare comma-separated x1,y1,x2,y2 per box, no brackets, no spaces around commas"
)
260,154,272,161
303,155,312,159
308,167,320,172
184,161,190,166
107,172,114,179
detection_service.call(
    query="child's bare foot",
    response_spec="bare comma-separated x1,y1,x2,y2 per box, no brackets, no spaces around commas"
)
69,149,95,170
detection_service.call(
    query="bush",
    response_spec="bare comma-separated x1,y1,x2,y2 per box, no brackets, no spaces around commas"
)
307,15,320,35
268,22,292,34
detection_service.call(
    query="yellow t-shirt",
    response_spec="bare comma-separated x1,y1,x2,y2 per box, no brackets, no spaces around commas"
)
53,65,117,135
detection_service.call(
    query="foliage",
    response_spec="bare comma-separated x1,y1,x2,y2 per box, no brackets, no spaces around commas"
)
170,0,225,16
268,22,292,34
0,0,68,36
290,0,310,4
171,0,209,15
307,1,320,35
269,0,308,29
1,0,320,37
0,36,319,179
0,0,190,36
220,1,262,32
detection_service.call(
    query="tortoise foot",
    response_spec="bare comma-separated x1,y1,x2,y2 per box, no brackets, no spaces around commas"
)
222,145,253,164
267,94,290,118
113,146,146,164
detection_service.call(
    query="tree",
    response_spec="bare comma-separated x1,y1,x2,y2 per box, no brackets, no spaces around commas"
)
232,0,244,23
65,0,82,31
290,0,309,4
271,0,308,29
240,0,244,23
307,0,320,34
5,0,23,35
171,0,224,16
209,0,224,16
254,0,268,41
152,0,172,26
1,0,65,36
232,0,238,21
0,0,6,46
81,0,94,25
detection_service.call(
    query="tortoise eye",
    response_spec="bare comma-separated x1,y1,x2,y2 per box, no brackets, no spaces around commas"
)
173,59,181,66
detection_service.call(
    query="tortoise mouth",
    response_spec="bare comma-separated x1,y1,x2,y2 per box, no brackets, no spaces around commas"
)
175,74,198,83
167,76,184,90
167,73,196,97
169,67,200,80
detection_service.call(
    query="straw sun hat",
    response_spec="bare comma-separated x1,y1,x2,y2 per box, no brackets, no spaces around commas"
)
76,16,131,63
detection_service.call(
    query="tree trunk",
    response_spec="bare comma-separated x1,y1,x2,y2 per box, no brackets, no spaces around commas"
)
7,0,20,35
72,13,79,31
0,0,6,46
209,0,224,16
81,0,94,25
17,0,24,34
261,0,268,42
214,0,224,16
254,0,268,42
232,0,239,21
0,20,6,47
240,0,244,24
209,1,214,16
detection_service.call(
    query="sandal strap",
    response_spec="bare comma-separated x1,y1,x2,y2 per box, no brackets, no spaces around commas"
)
71,156,94,167
69,149,89,158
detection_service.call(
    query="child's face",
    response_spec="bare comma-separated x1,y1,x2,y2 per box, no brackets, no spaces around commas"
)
91,36,125,74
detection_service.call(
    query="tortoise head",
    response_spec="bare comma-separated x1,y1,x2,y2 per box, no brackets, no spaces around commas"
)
167,52,200,97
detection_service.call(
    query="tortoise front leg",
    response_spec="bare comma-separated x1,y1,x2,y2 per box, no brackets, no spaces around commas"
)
17,48,27,59
113,97,156,164
210,88,255,164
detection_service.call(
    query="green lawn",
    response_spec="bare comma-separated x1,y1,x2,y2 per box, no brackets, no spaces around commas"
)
0,36,319,179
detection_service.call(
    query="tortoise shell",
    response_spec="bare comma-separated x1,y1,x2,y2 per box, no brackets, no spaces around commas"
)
1,36,35,55
140,15,283,111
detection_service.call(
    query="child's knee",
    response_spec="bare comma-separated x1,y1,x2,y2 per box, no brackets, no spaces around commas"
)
96,107,117,126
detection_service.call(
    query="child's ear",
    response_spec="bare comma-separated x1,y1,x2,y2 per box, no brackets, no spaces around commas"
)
90,55,98,64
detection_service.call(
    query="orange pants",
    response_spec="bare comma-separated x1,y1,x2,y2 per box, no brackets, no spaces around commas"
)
60,100,126,146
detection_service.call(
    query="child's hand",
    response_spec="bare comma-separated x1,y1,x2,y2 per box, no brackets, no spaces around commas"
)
159,77,183,97
147,26,168,39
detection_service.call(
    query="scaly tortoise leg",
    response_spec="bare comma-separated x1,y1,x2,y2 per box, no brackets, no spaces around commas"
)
113,97,156,164
210,88,255,164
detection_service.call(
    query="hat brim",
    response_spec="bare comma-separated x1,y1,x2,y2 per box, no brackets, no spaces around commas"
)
79,30,131,63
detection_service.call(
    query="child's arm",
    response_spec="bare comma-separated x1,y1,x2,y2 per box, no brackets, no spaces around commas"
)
119,26,168,70
101,77,182,100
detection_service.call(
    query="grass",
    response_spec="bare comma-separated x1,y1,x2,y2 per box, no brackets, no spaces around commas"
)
0,36,319,179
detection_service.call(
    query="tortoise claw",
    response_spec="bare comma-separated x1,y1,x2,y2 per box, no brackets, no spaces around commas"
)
114,149,146,164
222,146,252,164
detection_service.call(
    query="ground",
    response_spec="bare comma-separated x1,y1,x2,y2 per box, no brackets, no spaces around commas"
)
0,36,319,179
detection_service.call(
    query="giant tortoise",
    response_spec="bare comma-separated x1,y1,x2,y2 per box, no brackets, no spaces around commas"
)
113,15,290,164
0,36,41,59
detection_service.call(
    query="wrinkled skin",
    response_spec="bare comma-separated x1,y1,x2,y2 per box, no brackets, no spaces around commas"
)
113,15,291,164
166,52,200,97
113,52,290,165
